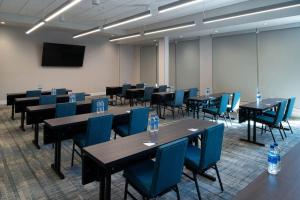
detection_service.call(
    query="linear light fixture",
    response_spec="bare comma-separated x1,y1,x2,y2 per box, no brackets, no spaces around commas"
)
45,0,82,22
144,21,196,35
203,1,300,24
73,27,101,39
26,21,45,34
109,33,141,42
103,10,152,30
158,0,203,13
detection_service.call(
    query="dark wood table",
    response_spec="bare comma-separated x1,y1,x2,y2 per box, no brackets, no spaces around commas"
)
43,107,132,179
26,100,93,149
126,88,159,107
239,98,286,146
235,141,300,200
82,119,217,200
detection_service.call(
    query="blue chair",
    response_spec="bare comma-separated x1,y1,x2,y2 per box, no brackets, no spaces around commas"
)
257,100,288,143
114,107,149,138
55,88,67,95
39,95,56,105
189,88,198,98
186,88,198,114
164,90,185,119
184,124,225,200
55,102,76,118
117,84,131,104
136,83,145,89
137,87,154,106
123,138,188,200
26,90,41,97
71,114,113,166
74,92,85,101
158,85,167,92
227,92,241,124
91,98,109,112
203,94,230,125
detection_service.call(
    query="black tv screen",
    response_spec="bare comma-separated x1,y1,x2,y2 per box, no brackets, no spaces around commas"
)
42,42,85,67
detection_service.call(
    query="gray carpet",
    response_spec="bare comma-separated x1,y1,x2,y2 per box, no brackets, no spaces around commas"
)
1,105,300,200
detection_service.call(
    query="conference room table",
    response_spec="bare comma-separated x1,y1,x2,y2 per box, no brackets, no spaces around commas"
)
126,87,159,107
239,98,286,146
15,93,89,131
106,85,136,104
43,106,132,179
26,100,93,149
82,119,217,200
235,141,300,200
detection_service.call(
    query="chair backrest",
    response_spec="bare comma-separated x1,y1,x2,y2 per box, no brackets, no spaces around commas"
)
128,107,149,135
283,97,296,121
174,90,184,107
230,92,241,111
189,88,198,98
274,100,288,125
144,87,154,100
91,98,109,112
26,90,41,97
39,95,56,105
122,84,131,95
200,124,224,170
151,138,188,196
55,102,76,118
56,88,67,95
218,94,230,114
75,92,85,102
158,85,167,92
84,114,113,147
136,83,144,89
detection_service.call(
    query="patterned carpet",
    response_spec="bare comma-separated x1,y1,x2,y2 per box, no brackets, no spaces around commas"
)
1,105,300,200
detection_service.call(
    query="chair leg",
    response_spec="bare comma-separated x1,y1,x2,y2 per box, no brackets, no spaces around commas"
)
124,179,128,200
192,172,201,200
175,185,181,200
261,124,264,135
215,164,224,192
114,131,117,139
172,107,175,120
280,123,287,138
278,127,284,141
228,113,232,126
203,113,206,120
71,141,75,167
269,127,276,143
286,121,294,134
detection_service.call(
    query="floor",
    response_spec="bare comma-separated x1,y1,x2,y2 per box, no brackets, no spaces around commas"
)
1,104,300,200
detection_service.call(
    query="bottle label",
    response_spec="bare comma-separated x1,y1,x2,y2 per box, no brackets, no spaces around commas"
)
268,154,278,164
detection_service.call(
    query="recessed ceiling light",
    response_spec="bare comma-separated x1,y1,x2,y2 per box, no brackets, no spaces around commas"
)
214,30,219,33
158,0,203,13
144,21,196,35
1,21,5,24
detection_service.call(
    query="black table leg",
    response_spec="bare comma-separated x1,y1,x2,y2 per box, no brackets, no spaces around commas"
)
104,169,111,200
20,111,25,131
51,137,65,179
11,104,15,120
100,173,105,200
32,123,40,149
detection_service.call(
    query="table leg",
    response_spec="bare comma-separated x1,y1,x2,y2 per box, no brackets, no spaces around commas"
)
100,173,105,200
104,169,111,200
11,104,15,120
51,137,65,179
20,111,25,131
32,123,40,149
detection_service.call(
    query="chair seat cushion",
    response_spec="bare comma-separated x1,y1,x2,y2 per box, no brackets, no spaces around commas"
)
203,107,218,115
114,124,129,137
73,133,87,148
185,145,201,170
256,115,275,124
124,160,155,197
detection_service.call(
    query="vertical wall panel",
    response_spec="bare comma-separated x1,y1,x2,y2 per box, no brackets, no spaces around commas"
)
169,43,176,88
140,45,157,85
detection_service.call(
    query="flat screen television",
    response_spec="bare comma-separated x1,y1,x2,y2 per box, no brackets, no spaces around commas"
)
41,42,85,67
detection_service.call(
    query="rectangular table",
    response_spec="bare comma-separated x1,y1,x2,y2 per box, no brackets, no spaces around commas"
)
239,98,286,146
235,141,300,200
126,88,159,107
26,100,93,149
82,119,217,200
43,106,132,179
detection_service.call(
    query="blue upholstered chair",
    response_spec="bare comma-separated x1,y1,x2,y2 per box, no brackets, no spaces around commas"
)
226,92,240,124
123,138,188,200
26,90,42,97
117,84,131,104
203,94,230,125
71,114,113,166
256,100,288,143
114,107,149,138
74,92,85,102
137,87,154,106
189,88,198,98
91,98,109,112
164,90,185,119
184,124,225,200
39,95,56,105
136,83,145,89
158,85,167,92
55,88,67,95
55,102,76,118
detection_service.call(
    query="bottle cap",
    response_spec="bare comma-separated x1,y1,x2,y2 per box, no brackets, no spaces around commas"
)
270,144,274,148
274,143,278,147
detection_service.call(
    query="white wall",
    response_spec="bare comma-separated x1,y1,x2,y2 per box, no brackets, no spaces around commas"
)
140,45,157,85
0,26,139,101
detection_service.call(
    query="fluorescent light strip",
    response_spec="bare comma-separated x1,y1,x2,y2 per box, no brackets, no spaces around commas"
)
104,11,152,30
203,2,300,24
144,22,196,35
73,27,101,38
26,22,45,34
45,0,82,22
158,0,203,13
109,33,141,42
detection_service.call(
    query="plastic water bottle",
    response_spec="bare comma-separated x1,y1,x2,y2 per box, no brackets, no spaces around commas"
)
96,101,101,113
51,88,56,95
69,93,75,103
268,144,278,175
148,114,155,132
154,114,159,132
99,100,105,113
256,89,262,104
274,143,281,172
